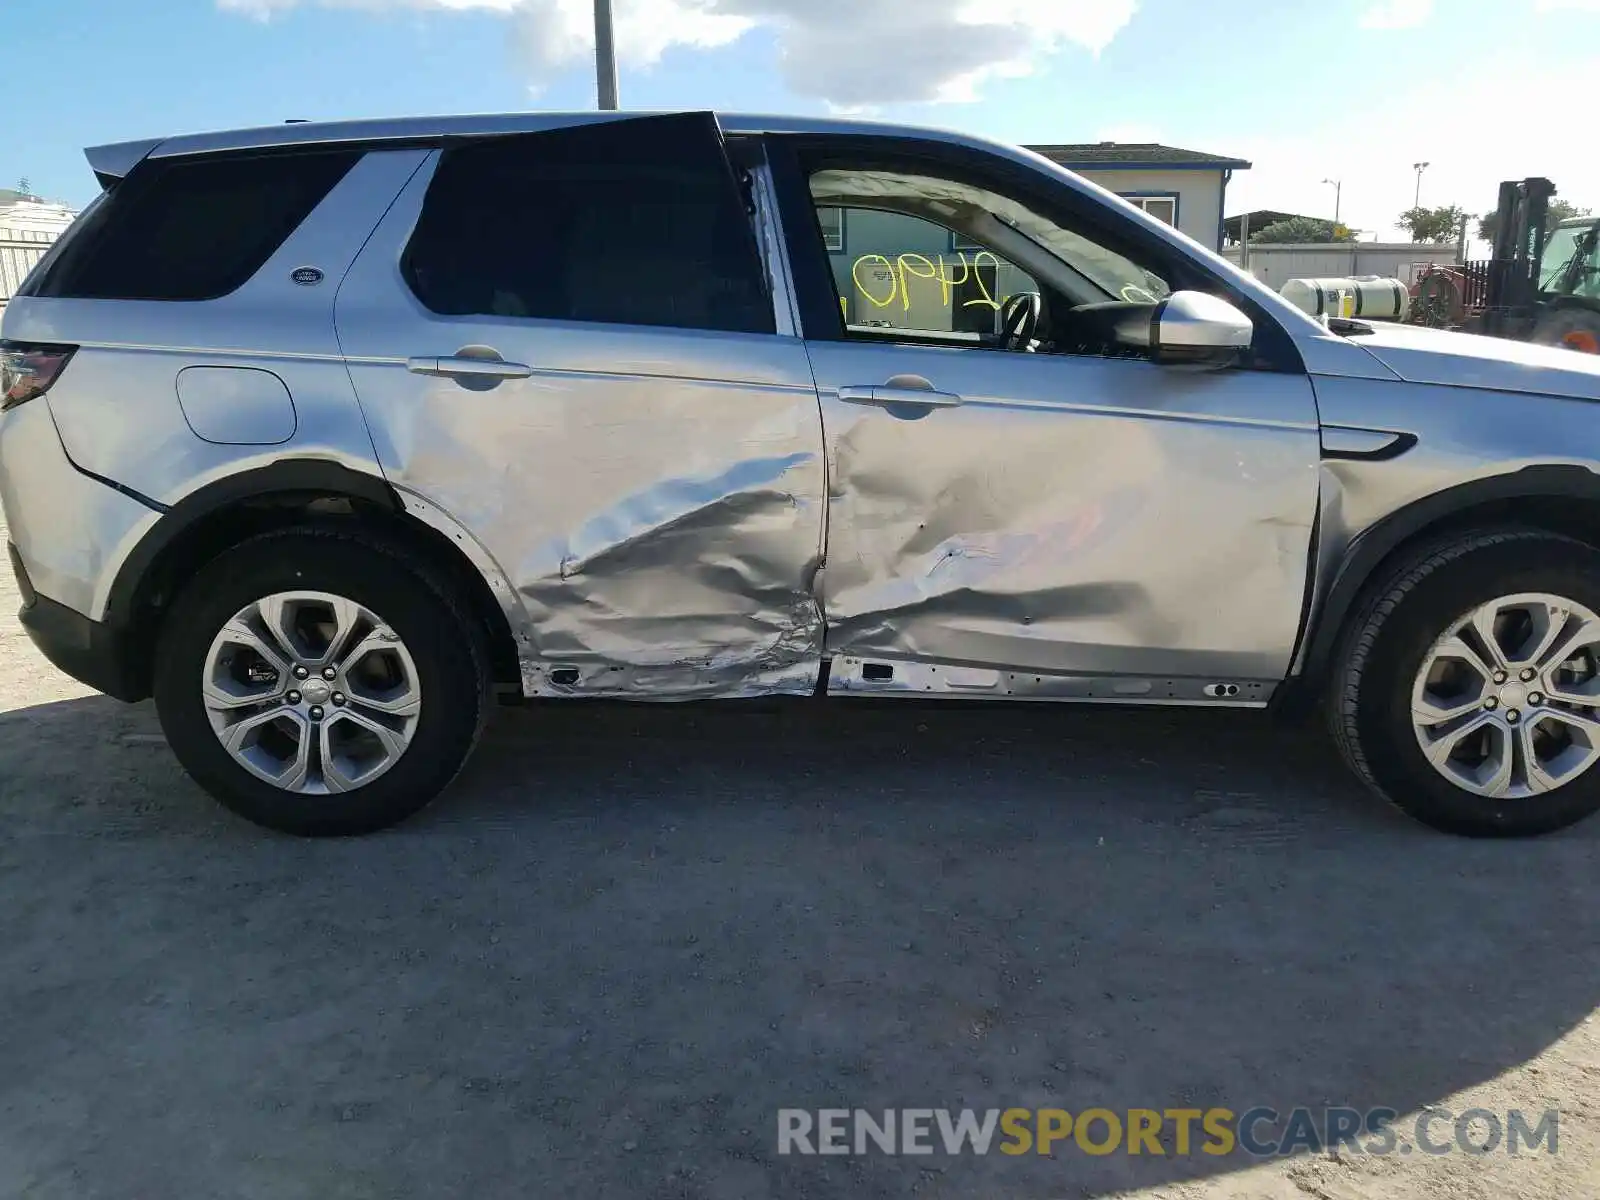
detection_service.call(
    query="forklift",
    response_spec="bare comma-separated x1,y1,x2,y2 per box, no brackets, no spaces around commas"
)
1411,177,1600,352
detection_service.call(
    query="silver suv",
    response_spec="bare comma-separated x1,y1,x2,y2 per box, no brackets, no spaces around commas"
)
8,111,1600,838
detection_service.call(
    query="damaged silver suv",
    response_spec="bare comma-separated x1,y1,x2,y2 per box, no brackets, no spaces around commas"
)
9,111,1600,837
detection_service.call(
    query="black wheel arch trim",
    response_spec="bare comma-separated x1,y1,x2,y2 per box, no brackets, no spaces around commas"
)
1283,464,1600,711
102,459,401,629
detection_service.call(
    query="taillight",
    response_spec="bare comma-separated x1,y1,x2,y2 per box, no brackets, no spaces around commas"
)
0,341,76,412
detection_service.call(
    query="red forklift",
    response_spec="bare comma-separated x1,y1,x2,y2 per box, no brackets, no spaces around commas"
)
1411,177,1600,352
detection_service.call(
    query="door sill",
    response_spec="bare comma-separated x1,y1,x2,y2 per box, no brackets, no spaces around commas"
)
826,657,1274,707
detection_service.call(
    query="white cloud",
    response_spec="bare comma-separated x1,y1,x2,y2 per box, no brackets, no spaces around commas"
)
1358,0,1433,29
218,0,1138,106
1535,0,1600,9
508,0,753,81
1225,51,1600,253
220,0,522,15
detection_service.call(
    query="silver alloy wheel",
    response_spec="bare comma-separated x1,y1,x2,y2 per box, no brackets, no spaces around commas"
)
201,591,422,794
1412,592,1600,798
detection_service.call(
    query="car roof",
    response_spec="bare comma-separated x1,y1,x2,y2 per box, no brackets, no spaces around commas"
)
84,111,1018,183
76,109,1329,343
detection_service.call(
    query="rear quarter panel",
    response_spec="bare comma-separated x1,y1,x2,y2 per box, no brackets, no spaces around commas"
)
2,151,430,508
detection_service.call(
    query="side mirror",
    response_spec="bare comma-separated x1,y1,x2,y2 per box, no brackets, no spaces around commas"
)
1153,290,1254,366
1113,290,1253,367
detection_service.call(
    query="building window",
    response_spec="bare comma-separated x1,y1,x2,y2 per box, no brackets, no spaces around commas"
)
818,206,845,252
1123,194,1178,227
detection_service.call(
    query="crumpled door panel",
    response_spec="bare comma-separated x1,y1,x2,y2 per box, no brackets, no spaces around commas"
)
808,341,1322,685
336,139,829,700
357,348,828,700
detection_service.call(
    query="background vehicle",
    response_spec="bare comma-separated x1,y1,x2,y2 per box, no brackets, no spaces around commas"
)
1412,177,1600,351
8,113,1600,839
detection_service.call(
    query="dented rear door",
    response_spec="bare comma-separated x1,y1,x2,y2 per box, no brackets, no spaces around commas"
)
335,114,827,698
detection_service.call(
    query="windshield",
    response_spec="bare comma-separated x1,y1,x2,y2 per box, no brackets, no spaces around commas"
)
1540,222,1600,299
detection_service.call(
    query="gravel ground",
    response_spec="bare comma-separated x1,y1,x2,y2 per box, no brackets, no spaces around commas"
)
3,515,1599,1200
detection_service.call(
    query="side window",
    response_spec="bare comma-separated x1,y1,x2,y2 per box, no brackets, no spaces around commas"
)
826,206,1040,336
25,150,361,302
806,164,1171,353
404,117,774,336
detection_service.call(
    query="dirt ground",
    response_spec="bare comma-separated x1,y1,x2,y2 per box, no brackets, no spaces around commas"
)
3,513,1599,1200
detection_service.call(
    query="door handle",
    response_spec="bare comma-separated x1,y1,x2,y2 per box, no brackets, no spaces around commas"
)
406,355,534,380
837,380,963,408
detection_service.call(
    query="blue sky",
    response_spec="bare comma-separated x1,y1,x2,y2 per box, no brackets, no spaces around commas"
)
7,0,1597,242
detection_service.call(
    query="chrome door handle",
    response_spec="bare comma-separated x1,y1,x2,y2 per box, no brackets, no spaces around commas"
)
837,383,963,408
836,385,879,405
406,355,534,380
878,384,962,406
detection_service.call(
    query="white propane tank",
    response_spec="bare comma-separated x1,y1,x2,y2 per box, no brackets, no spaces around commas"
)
1280,276,1411,322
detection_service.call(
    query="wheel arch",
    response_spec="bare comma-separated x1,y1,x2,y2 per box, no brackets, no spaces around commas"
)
105,461,523,699
1286,465,1600,712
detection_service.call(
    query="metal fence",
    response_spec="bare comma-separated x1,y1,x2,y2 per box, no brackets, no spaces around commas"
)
0,227,58,308
1455,260,1493,311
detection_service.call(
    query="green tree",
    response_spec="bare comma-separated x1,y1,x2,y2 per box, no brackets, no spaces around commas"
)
1398,204,1466,244
15,177,29,197
1478,198,1591,244
1251,216,1353,244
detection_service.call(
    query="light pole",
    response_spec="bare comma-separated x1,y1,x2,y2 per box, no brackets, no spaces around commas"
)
1412,161,1430,207
594,0,619,110
1322,178,1342,226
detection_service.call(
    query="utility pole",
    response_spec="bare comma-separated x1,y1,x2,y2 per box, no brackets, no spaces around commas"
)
1412,161,1430,207
1323,178,1342,226
594,0,619,110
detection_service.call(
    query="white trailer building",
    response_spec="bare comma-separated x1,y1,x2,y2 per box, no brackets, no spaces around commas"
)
0,196,78,315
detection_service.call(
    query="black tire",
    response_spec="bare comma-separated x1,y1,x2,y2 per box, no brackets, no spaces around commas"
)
153,526,492,836
1329,529,1600,837
1529,306,1600,354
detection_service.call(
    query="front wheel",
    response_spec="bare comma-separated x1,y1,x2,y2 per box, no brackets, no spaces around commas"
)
1329,530,1600,836
1529,306,1600,354
154,527,491,836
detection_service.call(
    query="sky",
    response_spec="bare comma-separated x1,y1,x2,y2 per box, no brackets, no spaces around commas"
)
5,0,1597,245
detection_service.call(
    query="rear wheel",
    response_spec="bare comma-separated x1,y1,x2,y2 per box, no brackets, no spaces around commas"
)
154,527,491,836
1329,530,1600,836
1529,306,1600,354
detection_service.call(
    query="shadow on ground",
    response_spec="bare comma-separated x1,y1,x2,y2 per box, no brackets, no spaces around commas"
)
1,694,1596,1198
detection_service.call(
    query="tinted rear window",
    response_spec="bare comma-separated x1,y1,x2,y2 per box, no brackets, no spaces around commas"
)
26,150,360,302
403,115,773,335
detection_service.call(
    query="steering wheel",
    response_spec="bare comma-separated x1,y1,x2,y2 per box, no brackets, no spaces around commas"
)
1000,292,1042,350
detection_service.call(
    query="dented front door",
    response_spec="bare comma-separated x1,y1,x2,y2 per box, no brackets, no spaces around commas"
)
335,115,827,698
807,340,1321,697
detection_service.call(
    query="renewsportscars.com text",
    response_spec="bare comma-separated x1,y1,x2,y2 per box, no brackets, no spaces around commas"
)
777,1107,1558,1158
